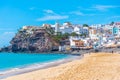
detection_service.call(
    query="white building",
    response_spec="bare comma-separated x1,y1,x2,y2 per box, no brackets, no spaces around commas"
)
89,28,98,39
73,25,81,34
73,25,89,35
59,25,73,34
82,27,89,35
69,36,92,48
55,22,60,33
90,24,103,28
69,36,82,48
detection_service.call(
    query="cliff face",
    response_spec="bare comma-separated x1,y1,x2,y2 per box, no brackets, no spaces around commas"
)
2,26,59,53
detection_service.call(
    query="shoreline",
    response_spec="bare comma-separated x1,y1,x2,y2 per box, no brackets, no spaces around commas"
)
4,52,120,80
0,55,81,79
1,48,120,80
1,47,120,54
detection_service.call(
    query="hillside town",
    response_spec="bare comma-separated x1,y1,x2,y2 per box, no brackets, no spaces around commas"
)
19,22,120,52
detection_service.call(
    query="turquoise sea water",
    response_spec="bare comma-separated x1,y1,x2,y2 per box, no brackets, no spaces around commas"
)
0,52,69,71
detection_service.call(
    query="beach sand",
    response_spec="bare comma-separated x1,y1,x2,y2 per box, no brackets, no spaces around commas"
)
4,52,120,80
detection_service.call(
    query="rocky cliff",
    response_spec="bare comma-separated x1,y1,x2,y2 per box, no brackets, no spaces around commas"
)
1,26,59,53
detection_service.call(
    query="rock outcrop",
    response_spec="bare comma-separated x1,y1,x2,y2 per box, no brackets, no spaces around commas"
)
1,26,59,53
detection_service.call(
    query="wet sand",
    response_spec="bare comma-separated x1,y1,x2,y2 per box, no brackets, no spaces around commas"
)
4,52,120,80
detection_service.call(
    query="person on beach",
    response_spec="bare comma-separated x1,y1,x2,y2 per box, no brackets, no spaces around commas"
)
112,51,113,54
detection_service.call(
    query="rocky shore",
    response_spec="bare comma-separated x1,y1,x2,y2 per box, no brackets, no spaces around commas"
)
0,26,59,53
1,45,120,55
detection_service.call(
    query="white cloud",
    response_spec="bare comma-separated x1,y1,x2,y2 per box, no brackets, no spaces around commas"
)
70,11,84,16
3,32,15,35
93,5,119,11
43,9,54,14
70,10,103,16
111,16,120,18
0,28,15,31
78,5,119,12
107,16,120,20
36,15,69,21
36,9,69,21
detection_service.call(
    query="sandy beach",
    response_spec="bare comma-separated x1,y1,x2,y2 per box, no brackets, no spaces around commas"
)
4,52,120,80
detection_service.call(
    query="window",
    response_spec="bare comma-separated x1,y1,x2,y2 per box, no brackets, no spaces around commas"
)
75,43,79,46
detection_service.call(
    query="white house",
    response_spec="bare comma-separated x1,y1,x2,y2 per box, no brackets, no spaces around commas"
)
90,24,103,28
59,25,73,34
73,25,89,35
89,28,98,39
73,25,81,34
69,36,81,47
82,27,89,35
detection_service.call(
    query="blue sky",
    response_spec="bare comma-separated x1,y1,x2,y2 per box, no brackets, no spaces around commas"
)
0,0,120,47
